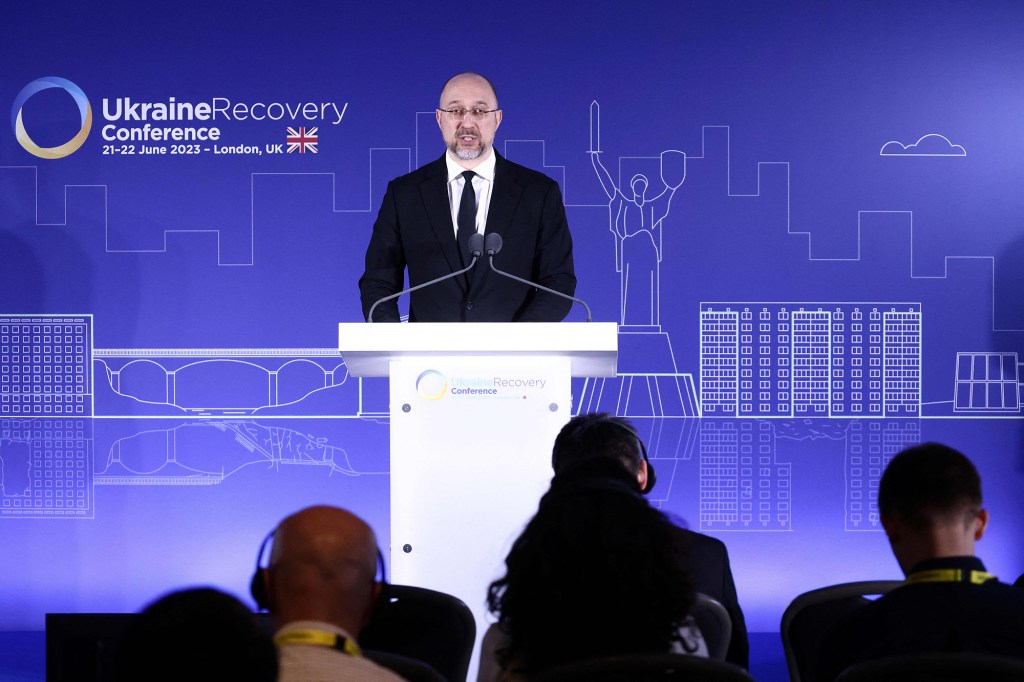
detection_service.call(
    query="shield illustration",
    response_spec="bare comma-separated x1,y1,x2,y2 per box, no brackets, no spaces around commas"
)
661,150,686,189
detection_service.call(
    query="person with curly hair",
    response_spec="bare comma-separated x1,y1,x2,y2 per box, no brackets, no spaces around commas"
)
479,457,705,680
550,412,748,667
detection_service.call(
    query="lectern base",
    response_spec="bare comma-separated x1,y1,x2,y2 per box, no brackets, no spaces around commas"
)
389,356,571,674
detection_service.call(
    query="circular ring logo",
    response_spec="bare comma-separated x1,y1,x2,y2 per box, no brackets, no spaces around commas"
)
415,369,448,401
12,77,92,159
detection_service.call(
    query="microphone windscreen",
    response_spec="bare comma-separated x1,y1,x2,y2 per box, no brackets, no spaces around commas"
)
468,232,485,257
484,232,503,255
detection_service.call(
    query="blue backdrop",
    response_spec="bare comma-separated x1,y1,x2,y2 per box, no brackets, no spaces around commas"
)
2,0,1023,646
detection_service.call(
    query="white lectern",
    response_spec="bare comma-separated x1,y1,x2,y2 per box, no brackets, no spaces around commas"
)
339,322,617,676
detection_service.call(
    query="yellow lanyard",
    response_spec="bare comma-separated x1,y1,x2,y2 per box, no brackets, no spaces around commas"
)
274,629,362,657
905,568,997,586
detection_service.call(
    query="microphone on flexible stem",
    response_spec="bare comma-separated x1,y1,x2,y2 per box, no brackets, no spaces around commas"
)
367,232,484,322
483,232,592,322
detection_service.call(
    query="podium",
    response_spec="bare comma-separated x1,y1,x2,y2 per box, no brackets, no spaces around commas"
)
339,322,617,669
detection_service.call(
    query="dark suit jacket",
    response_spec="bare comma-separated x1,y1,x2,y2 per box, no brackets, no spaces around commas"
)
359,153,576,322
816,556,1024,681
671,526,749,669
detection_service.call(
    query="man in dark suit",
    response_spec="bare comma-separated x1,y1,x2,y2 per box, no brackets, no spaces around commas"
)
816,443,1024,681
359,72,576,322
549,413,750,669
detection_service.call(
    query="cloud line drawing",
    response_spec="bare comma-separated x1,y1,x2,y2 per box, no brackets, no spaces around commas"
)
879,133,966,157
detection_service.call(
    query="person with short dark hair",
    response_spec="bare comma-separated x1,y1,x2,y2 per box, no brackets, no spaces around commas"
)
116,586,277,682
817,442,1024,680
479,457,706,680
549,412,749,668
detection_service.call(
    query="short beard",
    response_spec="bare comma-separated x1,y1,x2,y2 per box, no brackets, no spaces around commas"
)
450,127,487,160
455,147,484,160
450,140,486,161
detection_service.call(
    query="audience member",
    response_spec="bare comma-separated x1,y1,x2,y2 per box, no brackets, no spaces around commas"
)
548,412,749,667
255,504,407,682
479,457,706,681
116,586,277,682
817,442,1024,680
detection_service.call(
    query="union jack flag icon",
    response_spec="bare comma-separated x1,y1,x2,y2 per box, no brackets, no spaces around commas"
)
286,126,318,153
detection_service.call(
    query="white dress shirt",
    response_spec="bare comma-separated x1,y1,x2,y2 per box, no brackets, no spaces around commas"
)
445,151,496,238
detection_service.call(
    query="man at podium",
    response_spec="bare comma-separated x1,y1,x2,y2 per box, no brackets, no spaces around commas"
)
359,72,576,323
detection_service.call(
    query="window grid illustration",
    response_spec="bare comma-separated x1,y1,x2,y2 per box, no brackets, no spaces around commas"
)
0,418,94,518
953,352,1020,413
699,311,740,415
792,311,830,416
700,304,921,418
0,316,93,417
844,420,920,530
699,420,790,531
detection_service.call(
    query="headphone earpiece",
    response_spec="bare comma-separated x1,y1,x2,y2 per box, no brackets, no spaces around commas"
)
374,547,390,605
250,529,275,611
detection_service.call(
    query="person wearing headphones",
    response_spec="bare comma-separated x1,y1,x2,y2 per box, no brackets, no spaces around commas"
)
480,456,707,680
252,505,406,682
547,412,749,668
816,443,1024,680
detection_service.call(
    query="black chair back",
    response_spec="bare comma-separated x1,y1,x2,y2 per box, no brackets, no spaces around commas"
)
835,651,1024,682
691,592,732,661
365,650,447,682
781,580,902,682
360,583,476,682
46,613,132,682
532,653,754,682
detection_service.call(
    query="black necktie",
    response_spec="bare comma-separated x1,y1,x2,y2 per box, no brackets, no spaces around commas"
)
457,170,477,266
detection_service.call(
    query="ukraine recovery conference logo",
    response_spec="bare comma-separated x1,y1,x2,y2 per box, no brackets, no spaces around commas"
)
12,77,92,159
415,369,448,401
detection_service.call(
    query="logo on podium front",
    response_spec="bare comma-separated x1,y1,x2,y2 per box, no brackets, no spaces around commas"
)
415,369,448,401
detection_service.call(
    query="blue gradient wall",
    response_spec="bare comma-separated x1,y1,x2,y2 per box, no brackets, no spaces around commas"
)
1,0,1022,636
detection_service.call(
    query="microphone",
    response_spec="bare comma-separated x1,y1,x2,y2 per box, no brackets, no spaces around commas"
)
367,233,484,322
483,232,592,322
469,232,485,259
483,232,502,256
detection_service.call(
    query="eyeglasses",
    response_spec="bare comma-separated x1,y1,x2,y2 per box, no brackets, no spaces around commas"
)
438,107,499,121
